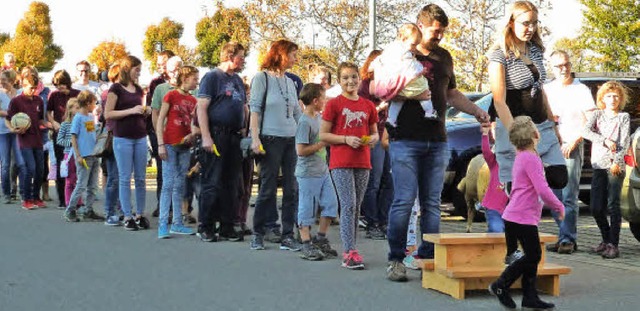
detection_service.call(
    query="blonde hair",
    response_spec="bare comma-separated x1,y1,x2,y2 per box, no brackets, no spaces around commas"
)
308,64,332,86
77,90,97,108
397,23,422,44
64,98,79,122
509,116,537,150
494,1,544,58
596,80,629,111
176,66,199,87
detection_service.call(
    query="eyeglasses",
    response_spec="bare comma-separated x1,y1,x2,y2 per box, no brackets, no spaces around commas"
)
78,69,89,73
516,20,541,28
553,62,571,69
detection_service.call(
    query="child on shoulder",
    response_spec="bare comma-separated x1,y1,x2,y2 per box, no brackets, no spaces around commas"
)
370,23,434,127
489,116,564,310
64,90,105,222
295,83,339,261
582,81,630,259
320,62,379,269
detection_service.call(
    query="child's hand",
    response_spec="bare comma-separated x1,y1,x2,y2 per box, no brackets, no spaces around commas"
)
158,145,167,160
345,136,362,149
556,208,565,221
129,105,145,115
610,163,622,176
368,133,379,146
604,139,617,152
480,123,491,135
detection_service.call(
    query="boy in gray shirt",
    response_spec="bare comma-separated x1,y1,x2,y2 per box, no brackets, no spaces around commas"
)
295,83,339,261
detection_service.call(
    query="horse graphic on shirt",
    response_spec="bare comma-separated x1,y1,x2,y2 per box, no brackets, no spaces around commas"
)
342,108,367,129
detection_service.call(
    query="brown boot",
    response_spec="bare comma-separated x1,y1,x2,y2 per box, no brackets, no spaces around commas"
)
602,244,620,259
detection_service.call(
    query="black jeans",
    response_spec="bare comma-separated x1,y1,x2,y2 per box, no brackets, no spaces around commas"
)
198,131,242,232
252,136,297,237
497,221,541,289
148,130,163,208
53,144,66,207
591,169,624,246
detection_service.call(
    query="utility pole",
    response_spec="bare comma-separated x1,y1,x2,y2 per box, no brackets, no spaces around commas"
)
369,0,376,50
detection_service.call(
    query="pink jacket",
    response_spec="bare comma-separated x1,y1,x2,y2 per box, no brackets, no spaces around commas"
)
480,135,508,213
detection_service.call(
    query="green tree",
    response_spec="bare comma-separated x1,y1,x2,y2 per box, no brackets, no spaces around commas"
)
291,46,339,83
0,33,9,47
0,1,63,71
551,37,598,73
195,1,251,68
88,40,129,72
142,17,185,72
577,0,640,71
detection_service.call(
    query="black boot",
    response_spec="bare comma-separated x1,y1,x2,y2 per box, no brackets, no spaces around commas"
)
488,282,516,309
522,275,555,310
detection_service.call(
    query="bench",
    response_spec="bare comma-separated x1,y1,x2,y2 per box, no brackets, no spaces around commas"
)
420,233,571,299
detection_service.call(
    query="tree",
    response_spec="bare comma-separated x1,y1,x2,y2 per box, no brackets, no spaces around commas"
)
0,1,63,71
142,17,193,72
0,33,9,47
291,46,339,82
243,0,415,67
551,37,598,73
577,0,640,71
195,1,251,68
87,40,129,72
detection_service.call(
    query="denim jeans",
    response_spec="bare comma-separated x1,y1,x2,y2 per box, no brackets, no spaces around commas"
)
591,168,624,246
486,208,505,233
253,135,298,237
103,155,120,218
160,145,190,226
67,156,99,212
113,137,147,218
198,131,242,232
0,133,26,198
21,148,44,201
387,140,449,261
551,142,583,244
362,142,393,227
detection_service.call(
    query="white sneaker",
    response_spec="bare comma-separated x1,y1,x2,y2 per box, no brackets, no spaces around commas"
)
402,255,422,270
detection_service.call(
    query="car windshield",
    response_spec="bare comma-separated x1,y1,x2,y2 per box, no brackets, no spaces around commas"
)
449,94,492,119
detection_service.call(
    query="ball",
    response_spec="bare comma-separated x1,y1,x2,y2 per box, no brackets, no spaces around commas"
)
11,112,31,130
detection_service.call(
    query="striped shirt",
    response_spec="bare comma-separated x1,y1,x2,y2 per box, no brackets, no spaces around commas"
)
488,43,546,90
56,121,73,153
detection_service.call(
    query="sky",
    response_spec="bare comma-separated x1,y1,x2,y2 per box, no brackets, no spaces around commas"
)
1,0,584,82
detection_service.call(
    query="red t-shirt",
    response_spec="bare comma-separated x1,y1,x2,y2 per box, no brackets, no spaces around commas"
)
162,89,196,145
47,89,80,123
322,95,378,169
7,94,45,149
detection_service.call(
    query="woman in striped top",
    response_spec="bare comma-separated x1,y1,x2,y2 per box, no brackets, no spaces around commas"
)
488,1,567,189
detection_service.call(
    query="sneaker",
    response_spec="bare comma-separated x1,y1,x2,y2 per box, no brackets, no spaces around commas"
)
33,199,46,208
80,210,106,222
239,223,252,235
250,234,265,250
197,230,218,242
386,261,408,282
369,226,387,240
182,214,197,224
504,249,524,265
219,227,243,241
152,207,159,217
21,200,36,210
280,236,302,251
3,196,12,204
170,224,195,235
402,255,422,270
64,210,79,222
602,243,620,259
341,250,365,270
300,242,324,261
545,242,559,252
312,236,338,258
488,282,516,309
557,242,577,254
358,217,368,229
123,218,139,231
104,215,121,226
264,227,282,243
158,224,170,239
592,242,608,254
135,216,150,229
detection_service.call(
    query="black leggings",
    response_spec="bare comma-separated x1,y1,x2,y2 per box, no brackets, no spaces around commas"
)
498,220,541,288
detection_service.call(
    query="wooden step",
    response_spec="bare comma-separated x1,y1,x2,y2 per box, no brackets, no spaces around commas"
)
439,263,571,278
423,232,557,244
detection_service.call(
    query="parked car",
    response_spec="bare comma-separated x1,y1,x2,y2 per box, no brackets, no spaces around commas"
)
621,129,640,243
443,73,640,219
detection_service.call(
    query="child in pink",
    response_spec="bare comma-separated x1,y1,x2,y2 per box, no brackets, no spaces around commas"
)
489,116,564,310
480,123,508,233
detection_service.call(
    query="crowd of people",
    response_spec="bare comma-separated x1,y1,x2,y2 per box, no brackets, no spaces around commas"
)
0,2,633,310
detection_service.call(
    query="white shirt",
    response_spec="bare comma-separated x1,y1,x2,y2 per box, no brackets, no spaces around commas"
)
545,79,595,143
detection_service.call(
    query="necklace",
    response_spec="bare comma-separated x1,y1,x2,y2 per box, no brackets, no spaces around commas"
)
275,75,291,119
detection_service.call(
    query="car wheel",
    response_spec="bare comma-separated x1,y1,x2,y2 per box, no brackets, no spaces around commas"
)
630,222,640,243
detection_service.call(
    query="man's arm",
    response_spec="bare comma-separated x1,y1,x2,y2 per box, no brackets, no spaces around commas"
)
447,88,489,124
196,97,213,152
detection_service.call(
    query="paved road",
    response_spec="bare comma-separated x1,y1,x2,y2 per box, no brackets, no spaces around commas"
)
1,186,640,311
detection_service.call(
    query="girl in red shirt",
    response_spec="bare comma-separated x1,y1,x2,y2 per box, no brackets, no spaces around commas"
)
156,66,200,239
320,62,379,269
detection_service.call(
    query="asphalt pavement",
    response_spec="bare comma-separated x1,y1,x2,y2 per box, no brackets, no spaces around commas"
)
1,186,640,311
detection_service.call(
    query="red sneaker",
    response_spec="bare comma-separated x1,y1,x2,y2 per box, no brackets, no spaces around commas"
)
34,200,47,208
21,200,36,210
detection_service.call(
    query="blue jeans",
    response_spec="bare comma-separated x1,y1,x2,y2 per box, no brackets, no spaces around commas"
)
113,137,147,218
362,142,393,227
21,148,44,201
551,142,583,244
0,134,26,198
103,155,120,218
160,145,190,226
486,208,505,233
387,140,449,261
